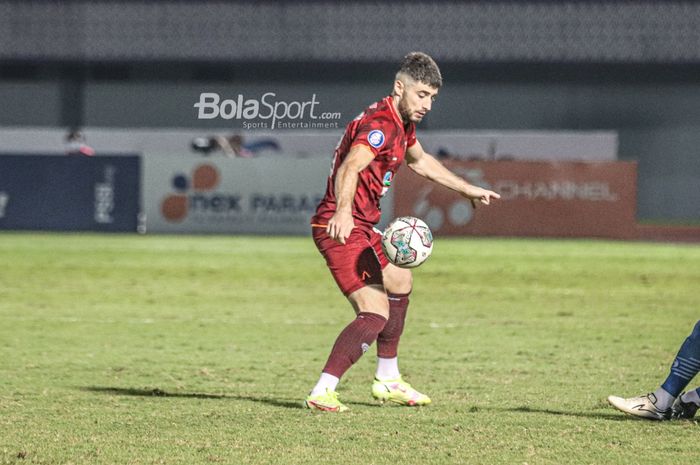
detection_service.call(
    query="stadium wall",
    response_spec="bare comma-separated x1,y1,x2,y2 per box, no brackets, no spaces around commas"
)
0,150,643,239
140,155,356,235
1,1,699,224
1,78,699,222
0,127,617,162
2,1,699,63
394,160,639,239
0,154,141,231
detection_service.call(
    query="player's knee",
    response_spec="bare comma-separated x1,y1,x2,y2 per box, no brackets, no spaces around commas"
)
358,300,390,320
383,264,413,294
348,286,390,319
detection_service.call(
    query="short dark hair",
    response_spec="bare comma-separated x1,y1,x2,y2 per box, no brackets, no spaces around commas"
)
397,52,442,88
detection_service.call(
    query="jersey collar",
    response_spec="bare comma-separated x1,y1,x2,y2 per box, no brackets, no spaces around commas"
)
385,96,405,128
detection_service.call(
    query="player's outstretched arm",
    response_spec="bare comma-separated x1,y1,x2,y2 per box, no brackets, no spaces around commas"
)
327,144,375,244
405,140,500,206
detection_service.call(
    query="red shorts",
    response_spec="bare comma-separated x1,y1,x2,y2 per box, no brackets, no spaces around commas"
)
312,225,389,296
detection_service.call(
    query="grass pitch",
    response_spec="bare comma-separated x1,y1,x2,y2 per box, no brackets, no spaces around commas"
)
1,232,699,465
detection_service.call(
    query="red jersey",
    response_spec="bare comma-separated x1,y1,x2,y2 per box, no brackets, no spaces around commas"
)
312,96,417,228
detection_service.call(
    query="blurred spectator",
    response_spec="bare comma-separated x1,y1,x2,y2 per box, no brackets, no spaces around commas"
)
214,134,253,158
191,134,280,158
435,147,452,160
64,129,95,156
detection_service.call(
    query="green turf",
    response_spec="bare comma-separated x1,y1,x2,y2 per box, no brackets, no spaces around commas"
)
0,232,699,464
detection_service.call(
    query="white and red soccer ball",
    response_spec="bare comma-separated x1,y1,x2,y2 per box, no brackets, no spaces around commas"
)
381,216,434,268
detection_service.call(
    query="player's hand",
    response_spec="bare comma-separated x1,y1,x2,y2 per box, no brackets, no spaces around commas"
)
327,211,355,244
463,186,501,208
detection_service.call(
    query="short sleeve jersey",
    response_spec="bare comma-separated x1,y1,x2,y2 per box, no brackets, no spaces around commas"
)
312,96,417,228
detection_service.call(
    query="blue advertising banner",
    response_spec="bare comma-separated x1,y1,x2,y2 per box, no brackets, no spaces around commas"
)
0,155,141,232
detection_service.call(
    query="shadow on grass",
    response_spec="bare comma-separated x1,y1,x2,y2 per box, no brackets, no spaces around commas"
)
81,388,650,419
499,405,637,422
80,386,302,410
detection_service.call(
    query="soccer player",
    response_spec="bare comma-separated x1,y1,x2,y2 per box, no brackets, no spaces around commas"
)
607,319,700,420
305,52,500,412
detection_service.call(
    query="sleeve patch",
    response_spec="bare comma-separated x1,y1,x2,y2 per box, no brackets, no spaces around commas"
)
367,130,386,149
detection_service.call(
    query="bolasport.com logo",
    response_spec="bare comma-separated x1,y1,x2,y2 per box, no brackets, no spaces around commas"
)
194,92,342,130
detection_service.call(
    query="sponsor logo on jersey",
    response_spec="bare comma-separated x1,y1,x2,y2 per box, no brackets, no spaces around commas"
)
368,130,385,149
383,171,393,187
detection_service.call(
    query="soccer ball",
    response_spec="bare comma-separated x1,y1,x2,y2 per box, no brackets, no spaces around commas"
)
381,216,434,268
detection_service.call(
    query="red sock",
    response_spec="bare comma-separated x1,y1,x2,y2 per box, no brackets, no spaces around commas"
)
322,312,387,378
376,293,409,358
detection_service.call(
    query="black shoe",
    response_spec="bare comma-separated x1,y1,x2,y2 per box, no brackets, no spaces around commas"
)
671,393,699,420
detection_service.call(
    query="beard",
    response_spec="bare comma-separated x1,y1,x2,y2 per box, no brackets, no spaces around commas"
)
397,98,414,124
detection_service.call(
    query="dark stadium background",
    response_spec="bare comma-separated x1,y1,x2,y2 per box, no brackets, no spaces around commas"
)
1,0,699,228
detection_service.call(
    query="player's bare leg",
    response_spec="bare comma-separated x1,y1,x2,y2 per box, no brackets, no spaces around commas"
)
382,262,413,294
372,264,431,406
345,284,391,319
305,285,389,412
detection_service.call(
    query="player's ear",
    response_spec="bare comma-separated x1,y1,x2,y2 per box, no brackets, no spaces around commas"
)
393,79,404,98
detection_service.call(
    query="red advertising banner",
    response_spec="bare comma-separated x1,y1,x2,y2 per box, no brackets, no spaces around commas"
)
393,160,638,239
